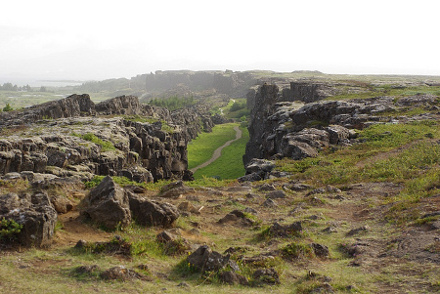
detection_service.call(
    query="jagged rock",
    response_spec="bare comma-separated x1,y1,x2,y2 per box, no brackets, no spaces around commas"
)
325,125,350,145
186,245,239,273
95,95,144,115
266,190,286,199
218,210,254,226
128,193,179,227
156,230,190,255
238,158,275,182
252,268,280,285
0,94,96,127
50,195,73,214
312,243,330,257
262,198,278,208
267,221,303,237
0,192,57,247
258,183,276,192
82,176,131,230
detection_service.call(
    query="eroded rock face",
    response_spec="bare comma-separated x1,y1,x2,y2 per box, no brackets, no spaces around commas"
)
0,93,206,182
0,192,57,248
0,94,96,128
244,81,436,166
83,176,131,230
96,95,144,115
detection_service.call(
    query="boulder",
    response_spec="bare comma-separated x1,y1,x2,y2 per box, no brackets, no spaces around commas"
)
186,245,239,273
82,176,131,230
325,125,350,145
128,193,179,227
0,192,57,247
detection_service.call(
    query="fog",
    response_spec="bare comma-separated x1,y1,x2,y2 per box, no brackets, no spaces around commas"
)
1,0,439,84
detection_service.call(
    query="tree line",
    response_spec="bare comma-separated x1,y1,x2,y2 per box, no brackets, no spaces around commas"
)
0,83,48,92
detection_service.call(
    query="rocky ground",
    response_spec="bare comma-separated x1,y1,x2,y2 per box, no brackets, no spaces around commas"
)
1,76,440,293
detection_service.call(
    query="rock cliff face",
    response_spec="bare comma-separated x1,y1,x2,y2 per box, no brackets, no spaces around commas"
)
0,94,96,129
0,94,209,182
244,82,439,166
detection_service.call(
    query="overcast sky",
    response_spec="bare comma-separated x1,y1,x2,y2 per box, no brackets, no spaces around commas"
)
1,0,439,83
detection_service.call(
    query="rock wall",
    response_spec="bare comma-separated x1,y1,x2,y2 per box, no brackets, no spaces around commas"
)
244,83,437,166
0,94,206,182
0,94,96,128
243,84,280,164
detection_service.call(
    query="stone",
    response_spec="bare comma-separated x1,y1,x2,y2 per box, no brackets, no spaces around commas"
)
252,268,280,285
100,265,142,281
267,221,303,237
262,198,278,208
311,243,330,257
0,192,57,248
266,190,286,199
83,176,131,230
128,193,179,227
186,245,239,273
258,183,276,192
50,195,73,214
325,125,350,145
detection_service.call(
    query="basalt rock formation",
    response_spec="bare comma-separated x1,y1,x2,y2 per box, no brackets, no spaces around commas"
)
0,94,215,182
244,82,439,166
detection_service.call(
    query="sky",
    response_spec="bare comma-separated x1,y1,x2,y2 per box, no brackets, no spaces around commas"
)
1,0,439,83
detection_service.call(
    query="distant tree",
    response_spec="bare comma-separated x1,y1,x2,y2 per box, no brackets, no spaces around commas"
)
39,86,47,92
2,83,14,91
3,103,13,112
24,84,32,92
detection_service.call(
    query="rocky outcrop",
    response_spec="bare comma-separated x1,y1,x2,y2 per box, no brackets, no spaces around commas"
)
96,95,145,115
244,81,438,166
0,191,57,247
0,94,96,128
82,176,131,230
171,105,215,140
244,84,280,164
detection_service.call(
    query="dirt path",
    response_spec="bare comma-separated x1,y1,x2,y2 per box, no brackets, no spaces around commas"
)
190,125,242,173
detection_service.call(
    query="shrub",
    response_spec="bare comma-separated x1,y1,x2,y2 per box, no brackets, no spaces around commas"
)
0,218,23,243
2,103,13,112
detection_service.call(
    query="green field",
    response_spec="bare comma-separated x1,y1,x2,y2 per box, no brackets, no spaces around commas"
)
193,126,249,180
187,123,238,169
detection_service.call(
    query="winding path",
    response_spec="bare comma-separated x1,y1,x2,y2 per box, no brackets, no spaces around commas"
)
190,125,242,173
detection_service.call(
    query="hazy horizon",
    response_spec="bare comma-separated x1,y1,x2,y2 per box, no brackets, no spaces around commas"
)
1,0,439,84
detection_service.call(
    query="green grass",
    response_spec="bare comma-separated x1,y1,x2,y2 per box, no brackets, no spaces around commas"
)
193,126,249,180
71,132,116,152
187,123,238,169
